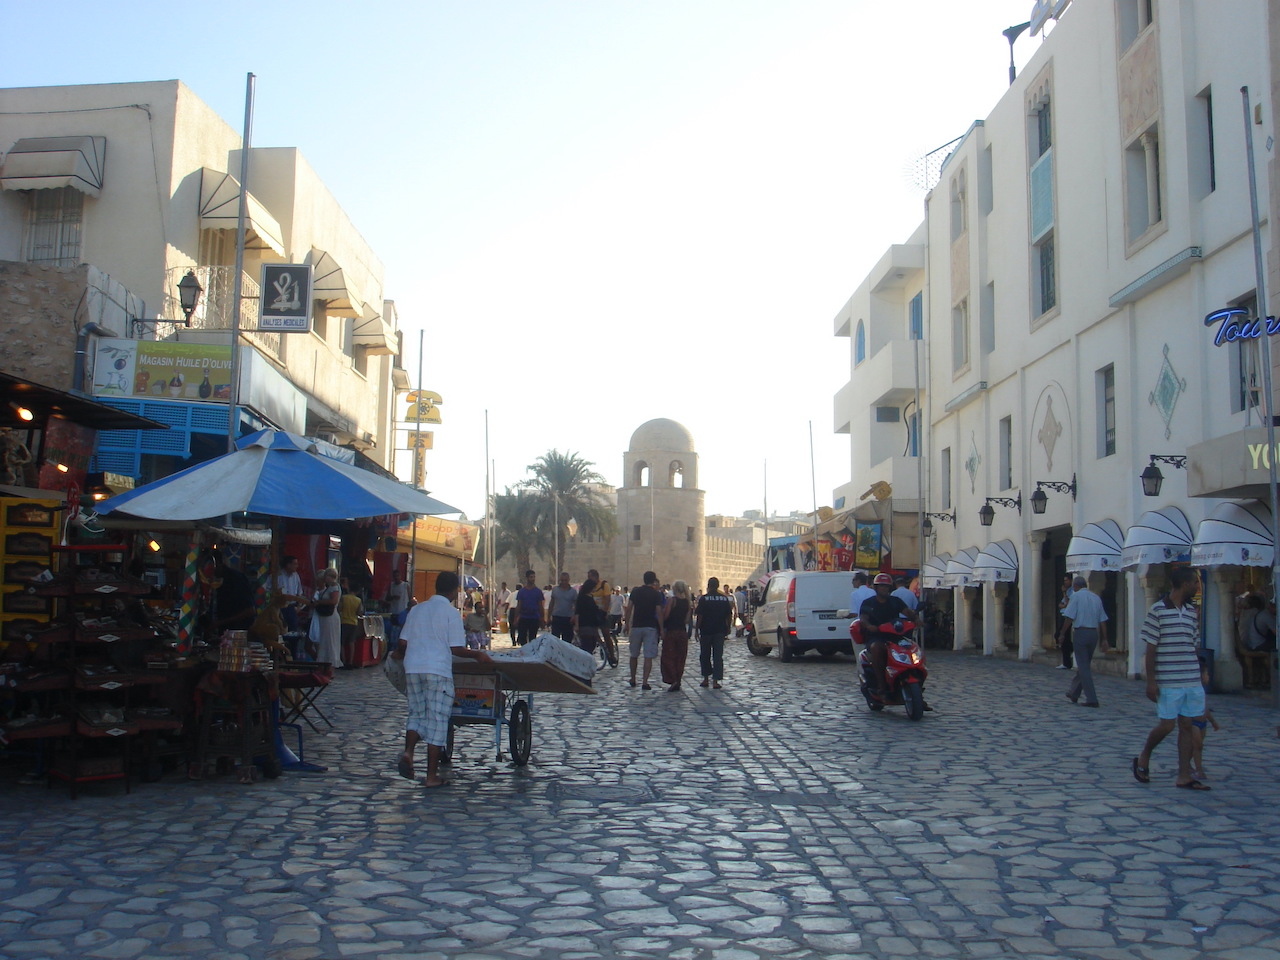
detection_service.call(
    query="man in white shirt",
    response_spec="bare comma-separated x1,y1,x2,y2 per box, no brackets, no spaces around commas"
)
394,571,491,788
274,555,307,634
891,577,919,612
1058,576,1110,707
848,572,875,618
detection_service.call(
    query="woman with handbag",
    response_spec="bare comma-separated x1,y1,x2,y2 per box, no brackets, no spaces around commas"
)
309,568,343,667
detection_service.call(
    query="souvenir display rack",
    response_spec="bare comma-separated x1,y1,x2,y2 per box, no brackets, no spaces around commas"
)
2,524,189,797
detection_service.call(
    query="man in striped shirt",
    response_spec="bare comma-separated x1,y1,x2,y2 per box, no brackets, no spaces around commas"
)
1132,567,1209,790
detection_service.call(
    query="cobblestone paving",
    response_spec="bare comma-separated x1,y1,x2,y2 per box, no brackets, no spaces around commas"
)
1,641,1278,960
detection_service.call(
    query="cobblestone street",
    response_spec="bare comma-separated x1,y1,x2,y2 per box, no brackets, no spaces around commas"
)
1,640,1278,960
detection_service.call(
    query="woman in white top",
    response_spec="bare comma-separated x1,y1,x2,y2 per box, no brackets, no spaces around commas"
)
309,568,343,667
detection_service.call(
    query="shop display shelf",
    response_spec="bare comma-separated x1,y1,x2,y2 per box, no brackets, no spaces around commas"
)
0,716,72,742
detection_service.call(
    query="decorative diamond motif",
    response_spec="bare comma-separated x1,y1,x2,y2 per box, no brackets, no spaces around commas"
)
965,433,982,494
1038,397,1062,471
1148,343,1187,440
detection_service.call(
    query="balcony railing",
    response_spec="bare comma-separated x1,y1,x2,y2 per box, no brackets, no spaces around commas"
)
155,265,281,359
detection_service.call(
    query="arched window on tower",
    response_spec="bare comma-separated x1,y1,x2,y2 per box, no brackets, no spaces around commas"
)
633,461,650,486
669,461,684,488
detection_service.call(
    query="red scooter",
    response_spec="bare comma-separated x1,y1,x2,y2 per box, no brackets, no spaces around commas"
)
849,618,930,720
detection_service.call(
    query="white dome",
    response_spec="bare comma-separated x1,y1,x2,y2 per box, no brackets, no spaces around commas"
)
629,418,695,453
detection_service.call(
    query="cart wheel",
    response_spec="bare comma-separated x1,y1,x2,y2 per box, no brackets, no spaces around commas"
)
441,724,455,765
509,700,531,766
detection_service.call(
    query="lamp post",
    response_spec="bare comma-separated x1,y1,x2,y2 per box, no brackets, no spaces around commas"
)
1029,474,1077,514
921,511,955,539
1139,455,1187,498
177,270,203,324
979,494,1021,527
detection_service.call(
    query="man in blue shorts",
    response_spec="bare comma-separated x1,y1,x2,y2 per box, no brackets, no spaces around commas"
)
1132,567,1208,790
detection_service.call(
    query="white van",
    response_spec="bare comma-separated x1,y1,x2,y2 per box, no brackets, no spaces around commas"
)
748,571,855,661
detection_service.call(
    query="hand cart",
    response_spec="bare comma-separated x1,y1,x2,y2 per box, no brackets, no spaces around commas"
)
445,658,595,767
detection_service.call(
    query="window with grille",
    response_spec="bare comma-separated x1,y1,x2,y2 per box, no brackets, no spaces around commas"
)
1097,365,1116,457
25,187,83,265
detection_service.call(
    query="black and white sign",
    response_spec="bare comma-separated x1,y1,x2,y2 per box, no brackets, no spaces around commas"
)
258,264,313,333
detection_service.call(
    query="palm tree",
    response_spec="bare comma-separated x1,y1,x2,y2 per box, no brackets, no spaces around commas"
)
487,488,550,577
523,450,616,577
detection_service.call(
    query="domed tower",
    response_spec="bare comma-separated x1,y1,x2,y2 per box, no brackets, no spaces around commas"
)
615,418,705,590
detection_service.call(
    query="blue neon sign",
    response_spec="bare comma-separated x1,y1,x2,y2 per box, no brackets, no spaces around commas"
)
1205,307,1280,346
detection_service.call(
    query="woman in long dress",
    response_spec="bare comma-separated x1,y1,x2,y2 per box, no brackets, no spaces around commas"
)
309,568,343,667
659,580,691,692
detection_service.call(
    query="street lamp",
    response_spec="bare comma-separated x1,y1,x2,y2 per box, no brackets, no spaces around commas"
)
1029,474,1077,514
978,493,1021,527
1140,455,1188,497
176,269,203,325
921,511,955,538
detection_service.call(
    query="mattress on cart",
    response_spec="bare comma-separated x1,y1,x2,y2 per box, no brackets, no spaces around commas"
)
453,633,597,695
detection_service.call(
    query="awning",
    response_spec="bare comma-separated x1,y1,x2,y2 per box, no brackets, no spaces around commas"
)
199,168,286,256
309,247,361,317
942,547,980,588
352,304,398,355
971,539,1019,583
1,136,106,196
1066,519,1125,573
1,372,167,430
921,553,951,589
1121,506,1194,569
1191,500,1274,567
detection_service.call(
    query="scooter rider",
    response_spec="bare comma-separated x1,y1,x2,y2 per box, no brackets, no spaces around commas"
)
858,572,919,698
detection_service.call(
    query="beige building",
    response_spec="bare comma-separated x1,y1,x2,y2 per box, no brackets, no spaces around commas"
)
492,419,765,593
0,80,406,482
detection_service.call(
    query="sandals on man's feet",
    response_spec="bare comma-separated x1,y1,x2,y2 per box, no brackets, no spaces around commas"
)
1131,757,1150,783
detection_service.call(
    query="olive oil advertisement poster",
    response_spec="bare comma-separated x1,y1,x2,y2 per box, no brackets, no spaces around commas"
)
91,339,233,403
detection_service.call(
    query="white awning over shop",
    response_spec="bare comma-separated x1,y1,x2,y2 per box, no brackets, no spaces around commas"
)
1191,500,1274,567
309,247,361,317
1066,519,1125,573
942,547,980,588
971,539,1019,583
352,303,398,355
921,553,951,589
1,136,106,196
199,168,286,255
1121,506,1193,569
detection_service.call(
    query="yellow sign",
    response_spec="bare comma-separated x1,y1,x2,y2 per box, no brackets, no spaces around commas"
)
92,339,233,403
406,432,434,450
404,390,442,424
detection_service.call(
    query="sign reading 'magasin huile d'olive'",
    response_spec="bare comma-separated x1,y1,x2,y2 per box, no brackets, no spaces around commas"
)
1205,306,1280,346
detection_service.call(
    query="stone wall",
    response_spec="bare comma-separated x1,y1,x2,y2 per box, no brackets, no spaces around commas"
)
0,261,144,391
705,535,765,590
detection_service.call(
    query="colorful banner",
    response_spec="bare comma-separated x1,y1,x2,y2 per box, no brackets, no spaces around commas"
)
91,339,233,403
816,540,833,571
855,521,883,570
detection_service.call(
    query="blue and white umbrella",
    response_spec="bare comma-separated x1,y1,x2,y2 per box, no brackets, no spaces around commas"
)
97,429,460,521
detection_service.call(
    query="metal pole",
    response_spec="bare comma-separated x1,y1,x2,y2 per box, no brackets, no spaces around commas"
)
484,411,492,617
809,421,818,570
763,460,769,573
409,329,424,597
1240,86,1280,706
226,72,254,456
914,318,926,646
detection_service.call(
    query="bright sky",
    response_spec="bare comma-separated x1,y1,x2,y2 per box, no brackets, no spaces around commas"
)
2,0,1041,521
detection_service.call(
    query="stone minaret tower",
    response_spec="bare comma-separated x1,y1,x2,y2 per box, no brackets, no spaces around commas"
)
615,419,705,590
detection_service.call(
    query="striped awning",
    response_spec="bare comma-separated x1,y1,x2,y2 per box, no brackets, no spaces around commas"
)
942,547,980,588
971,540,1019,583
199,168,285,255
1066,519,1125,573
1,136,106,196
1191,500,1274,567
921,553,951,589
1121,506,1193,569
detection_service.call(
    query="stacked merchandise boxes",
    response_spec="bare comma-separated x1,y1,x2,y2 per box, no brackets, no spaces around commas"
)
1,499,60,645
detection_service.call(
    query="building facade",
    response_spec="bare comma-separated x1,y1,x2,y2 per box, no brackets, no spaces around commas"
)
0,80,407,486
833,0,1274,690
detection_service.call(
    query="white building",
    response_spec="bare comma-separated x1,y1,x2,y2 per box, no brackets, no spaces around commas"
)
833,0,1273,690
0,80,407,481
